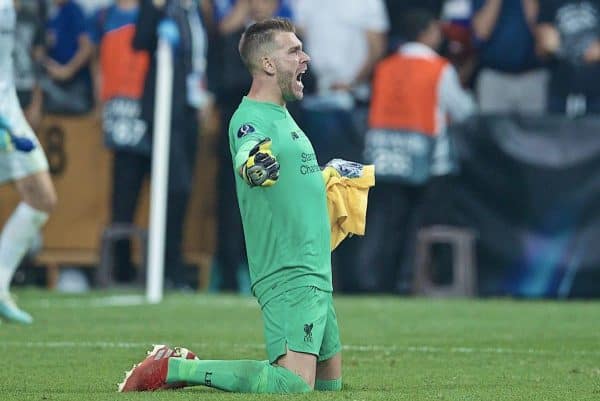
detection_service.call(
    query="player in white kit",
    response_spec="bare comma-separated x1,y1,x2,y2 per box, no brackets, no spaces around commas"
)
0,0,56,324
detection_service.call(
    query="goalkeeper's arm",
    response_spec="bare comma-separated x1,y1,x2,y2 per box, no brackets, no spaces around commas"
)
235,138,280,187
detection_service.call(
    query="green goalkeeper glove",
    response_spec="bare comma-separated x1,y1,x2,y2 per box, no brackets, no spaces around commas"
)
242,138,280,187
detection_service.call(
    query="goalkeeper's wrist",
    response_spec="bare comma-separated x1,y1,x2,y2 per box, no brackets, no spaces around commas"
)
240,138,279,187
242,155,279,187
241,163,256,186
235,139,261,172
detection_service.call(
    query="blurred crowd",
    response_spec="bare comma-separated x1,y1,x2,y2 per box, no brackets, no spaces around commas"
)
13,0,600,293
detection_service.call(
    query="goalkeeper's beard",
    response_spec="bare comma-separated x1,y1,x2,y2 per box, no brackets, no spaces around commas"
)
277,69,301,102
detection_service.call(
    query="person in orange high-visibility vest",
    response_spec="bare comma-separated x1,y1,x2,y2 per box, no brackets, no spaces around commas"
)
358,8,475,293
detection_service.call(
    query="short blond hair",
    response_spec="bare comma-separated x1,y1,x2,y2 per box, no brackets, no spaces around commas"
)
239,18,296,73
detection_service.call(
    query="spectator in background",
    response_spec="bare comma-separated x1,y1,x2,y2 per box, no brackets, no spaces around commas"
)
292,0,389,165
536,0,600,116
209,0,291,292
472,0,547,114
385,0,444,51
13,0,46,130
80,0,113,16
290,0,387,291
214,0,292,33
133,0,210,289
440,0,477,86
386,1,478,86
89,0,150,283
0,0,57,324
42,0,94,114
360,9,475,293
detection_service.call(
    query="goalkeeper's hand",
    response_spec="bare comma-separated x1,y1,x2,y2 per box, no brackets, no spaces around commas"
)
242,138,280,187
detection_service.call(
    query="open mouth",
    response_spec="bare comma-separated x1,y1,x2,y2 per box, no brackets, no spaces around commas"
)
294,71,305,92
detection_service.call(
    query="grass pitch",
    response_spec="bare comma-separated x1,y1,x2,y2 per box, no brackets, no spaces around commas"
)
1,289,599,401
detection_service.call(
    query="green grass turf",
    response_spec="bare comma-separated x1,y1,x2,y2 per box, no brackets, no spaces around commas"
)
1,289,599,401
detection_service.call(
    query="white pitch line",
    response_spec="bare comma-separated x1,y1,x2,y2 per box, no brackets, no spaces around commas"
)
33,295,259,309
36,295,147,309
1,341,598,357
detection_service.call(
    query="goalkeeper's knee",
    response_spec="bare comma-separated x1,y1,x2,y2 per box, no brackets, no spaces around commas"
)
242,138,280,187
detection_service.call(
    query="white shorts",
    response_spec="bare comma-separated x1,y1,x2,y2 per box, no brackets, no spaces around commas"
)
0,89,48,184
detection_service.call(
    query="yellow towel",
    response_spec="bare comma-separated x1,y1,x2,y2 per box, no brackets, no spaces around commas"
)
326,165,375,250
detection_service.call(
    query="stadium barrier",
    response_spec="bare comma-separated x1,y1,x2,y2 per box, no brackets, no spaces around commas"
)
0,111,218,290
425,114,600,298
3,112,600,297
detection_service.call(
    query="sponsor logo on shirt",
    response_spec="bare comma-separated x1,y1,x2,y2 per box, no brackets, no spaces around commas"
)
300,152,320,175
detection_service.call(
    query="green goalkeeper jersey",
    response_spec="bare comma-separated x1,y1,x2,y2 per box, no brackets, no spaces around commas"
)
229,97,332,306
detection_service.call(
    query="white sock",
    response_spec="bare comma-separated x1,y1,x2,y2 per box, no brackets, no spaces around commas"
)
0,202,48,294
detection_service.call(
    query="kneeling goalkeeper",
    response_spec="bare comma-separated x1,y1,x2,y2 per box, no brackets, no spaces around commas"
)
119,18,342,393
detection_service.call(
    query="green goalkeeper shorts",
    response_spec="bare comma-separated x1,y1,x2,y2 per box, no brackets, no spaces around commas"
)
261,286,341,364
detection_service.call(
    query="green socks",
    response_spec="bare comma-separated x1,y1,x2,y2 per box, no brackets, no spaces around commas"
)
167,358,312,393
315,377,342,391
